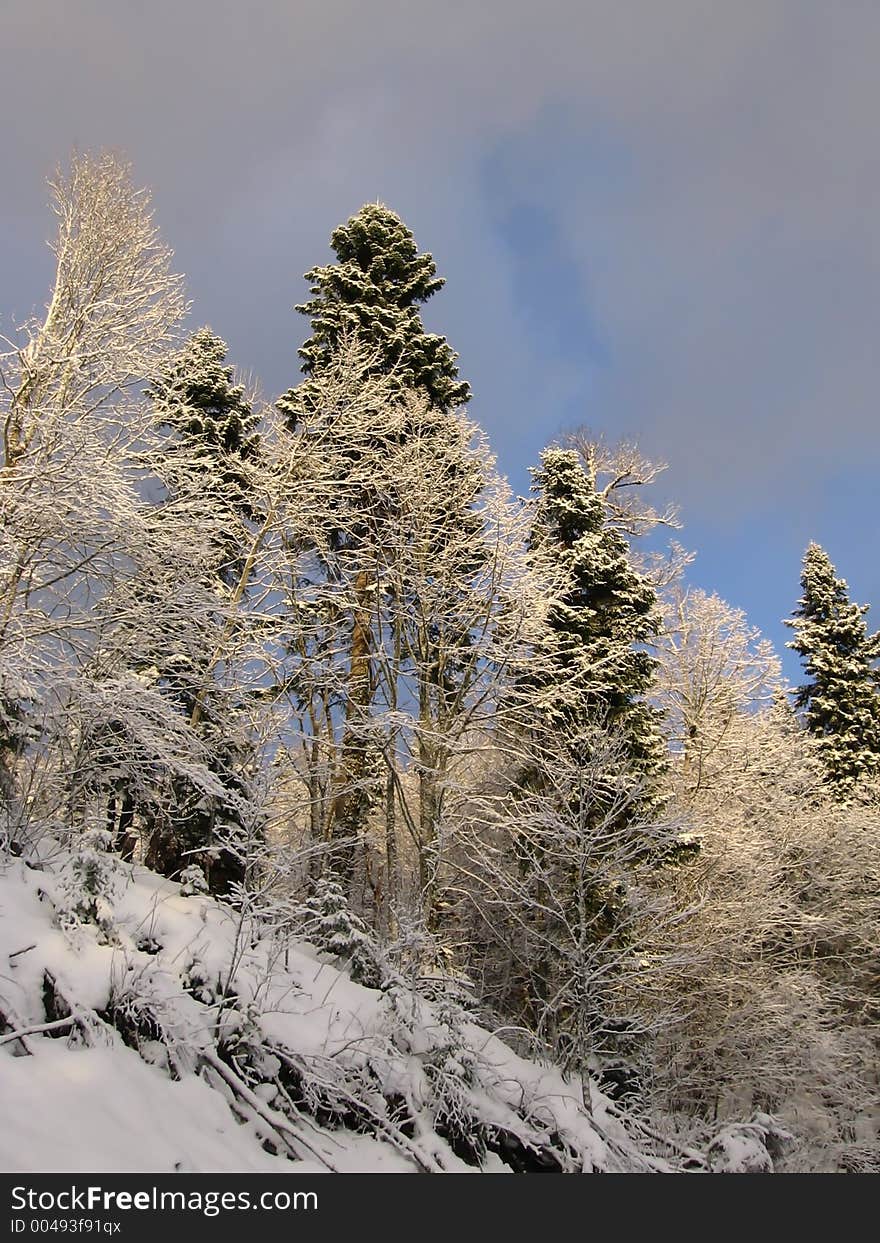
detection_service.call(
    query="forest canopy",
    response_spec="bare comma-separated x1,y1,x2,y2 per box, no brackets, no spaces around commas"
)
1,154,878,1175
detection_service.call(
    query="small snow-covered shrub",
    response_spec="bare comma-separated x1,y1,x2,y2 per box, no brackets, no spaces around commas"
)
181,955,221,1007
179,863,209,896
299,875,385,988
53,830,127,943
104,959,199,1078
707,1115,794,1173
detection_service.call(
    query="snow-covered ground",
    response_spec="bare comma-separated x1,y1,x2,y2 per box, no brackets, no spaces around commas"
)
0,841,670,1174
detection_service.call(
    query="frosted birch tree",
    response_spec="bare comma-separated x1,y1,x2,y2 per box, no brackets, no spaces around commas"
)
654,588,783,799
648,596,879,1160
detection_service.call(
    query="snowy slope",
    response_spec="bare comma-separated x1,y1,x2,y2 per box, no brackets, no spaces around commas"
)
0,842,663,1174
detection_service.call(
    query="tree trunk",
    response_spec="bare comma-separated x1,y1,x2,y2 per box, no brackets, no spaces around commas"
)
330,569,374,884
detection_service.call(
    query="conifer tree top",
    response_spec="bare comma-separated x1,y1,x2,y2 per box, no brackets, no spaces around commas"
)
279,204,470,420
786,542,877,665
530,448,660,651
785,541,880,788
148,326,259,461
317,203,446,309
527,447,665,802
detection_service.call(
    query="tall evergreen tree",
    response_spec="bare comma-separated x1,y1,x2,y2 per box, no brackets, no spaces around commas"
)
484,448,671,1069
146,327,261,586
785,542,880,791
138,328,263,890
277,203,470,426
278,208,476,891
527,447,666,813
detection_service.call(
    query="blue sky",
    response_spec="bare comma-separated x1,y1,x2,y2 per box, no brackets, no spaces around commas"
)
3,1,880,685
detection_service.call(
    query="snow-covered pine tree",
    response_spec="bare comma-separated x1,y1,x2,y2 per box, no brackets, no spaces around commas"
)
299,873,384,987
474,448,671,1081
454,726,682,1094
526,447,666,817
276,208,477,895
785,542,880,792
146,327,261,587
0,670,31,811
137,329,265,891
277,203,470,427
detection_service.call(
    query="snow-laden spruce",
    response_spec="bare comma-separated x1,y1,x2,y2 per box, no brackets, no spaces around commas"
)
278,203,470,426
786,542,880,791
526,446,667,819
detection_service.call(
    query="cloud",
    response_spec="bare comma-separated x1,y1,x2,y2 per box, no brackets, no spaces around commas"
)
3,1,879,526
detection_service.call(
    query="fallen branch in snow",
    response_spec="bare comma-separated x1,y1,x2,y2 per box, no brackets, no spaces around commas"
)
7,944,37,961
199,1048,342,1172
604,1103,708,1169
0,995,38,1054
0,846,663,1173
42,970,113,1048
266,1042,448,1173
0,1015,77,1046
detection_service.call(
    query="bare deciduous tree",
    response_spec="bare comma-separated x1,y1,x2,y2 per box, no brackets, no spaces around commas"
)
653,588,783,798
565,428,680,538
